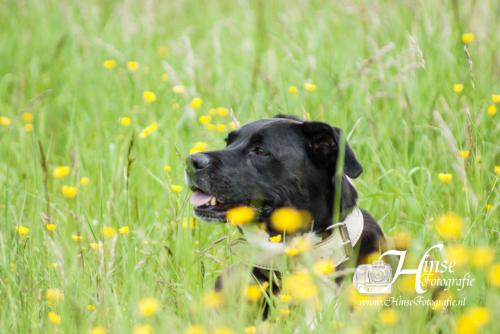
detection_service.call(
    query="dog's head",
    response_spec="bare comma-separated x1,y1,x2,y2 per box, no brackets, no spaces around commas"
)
185,115,362,232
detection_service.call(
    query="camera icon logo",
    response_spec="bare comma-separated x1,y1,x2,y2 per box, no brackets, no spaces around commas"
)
353,260,393,294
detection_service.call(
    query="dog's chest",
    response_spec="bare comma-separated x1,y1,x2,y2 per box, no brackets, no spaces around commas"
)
230,208,365,270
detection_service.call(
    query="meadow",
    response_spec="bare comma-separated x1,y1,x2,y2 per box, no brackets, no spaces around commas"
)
0,0,499,333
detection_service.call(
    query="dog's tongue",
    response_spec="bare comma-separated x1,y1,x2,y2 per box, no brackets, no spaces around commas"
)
190,191,212,207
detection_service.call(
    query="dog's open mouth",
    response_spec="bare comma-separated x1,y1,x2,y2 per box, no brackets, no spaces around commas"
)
190,190,237,221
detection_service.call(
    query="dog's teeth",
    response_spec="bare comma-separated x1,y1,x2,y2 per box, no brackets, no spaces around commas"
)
210,197,217,206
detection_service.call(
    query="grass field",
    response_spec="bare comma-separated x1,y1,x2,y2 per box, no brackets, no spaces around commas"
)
0,0,499,333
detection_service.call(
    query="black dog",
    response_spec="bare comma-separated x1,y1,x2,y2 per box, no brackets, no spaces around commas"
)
186,115,384,313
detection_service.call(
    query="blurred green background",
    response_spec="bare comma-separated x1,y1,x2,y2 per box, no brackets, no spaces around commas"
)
0,0,498,333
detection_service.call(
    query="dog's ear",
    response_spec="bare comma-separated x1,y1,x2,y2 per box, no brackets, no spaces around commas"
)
302,121,363,178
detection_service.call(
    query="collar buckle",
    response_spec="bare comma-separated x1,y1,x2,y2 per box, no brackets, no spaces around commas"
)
327,222,353,258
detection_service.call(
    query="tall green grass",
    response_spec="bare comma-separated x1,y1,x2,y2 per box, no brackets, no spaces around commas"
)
0,0,498,333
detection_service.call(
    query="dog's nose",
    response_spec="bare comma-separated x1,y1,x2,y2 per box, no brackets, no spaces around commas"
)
188,153,212,171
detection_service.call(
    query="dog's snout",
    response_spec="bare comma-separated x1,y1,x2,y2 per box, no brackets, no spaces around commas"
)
189,153,212,171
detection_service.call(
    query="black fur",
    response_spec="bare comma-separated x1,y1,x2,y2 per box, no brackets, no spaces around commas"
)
186,115,384,314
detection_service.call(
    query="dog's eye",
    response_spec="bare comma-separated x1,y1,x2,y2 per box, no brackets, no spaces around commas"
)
251,146,269,156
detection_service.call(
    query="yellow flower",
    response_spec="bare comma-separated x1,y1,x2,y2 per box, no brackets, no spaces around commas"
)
181,217,196,230
288,85,298,95
119,226,130,235
492,94,500,103
458,150,470,159
24,124,33,132
436,212,463,240
22,112,33,122
216,124,226,132
279,308,291,317
471,247,494,268
163,164,172,172
202,290,223,309
228,121,237,130
461,33,474,44
139,297,160,317
244,326,256,334
313,259,335,275
103,59,117,69
90,326,107,334
446,244,469,268
171,184,183,193
208,108,217,116
120,116,132,126
270,207,304,233
133,324,154,334
172,85,185,94
279,294,292,303
379,308,398,326
191,97,203,109
437,173,452,184
487,263,500,286
86,304,96,311
495,166,500,175
304,82,316,92
101,226,116,238
269,234,282,243
485,203,493,211
206,124,216,132
393,231,411,250
487,105,497,117
283,271,318,300
46,223,57,232
284,247,299,257
362,252,381,264
0,116,12,126
226,206,255,225
453,83,464,93
189,142,208,155
161,73,169,81
139,122,158,139
217,107,229,117
16,225,30,235
62,185,78,199
198,115,211,124
183,325,206,334
456,306,490,334
467,307,490,327
80,176,90,186
71,234,83,241
46,288,64,302
48,311,62,325
127,61,139,71
213,327,234,334
143,91,157,103
245,284,263,302
53,166,70,178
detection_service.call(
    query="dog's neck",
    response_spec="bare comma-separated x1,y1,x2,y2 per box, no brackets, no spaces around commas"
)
312,174,358,233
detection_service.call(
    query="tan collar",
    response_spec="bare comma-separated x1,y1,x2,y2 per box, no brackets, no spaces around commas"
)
229,208,365,271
